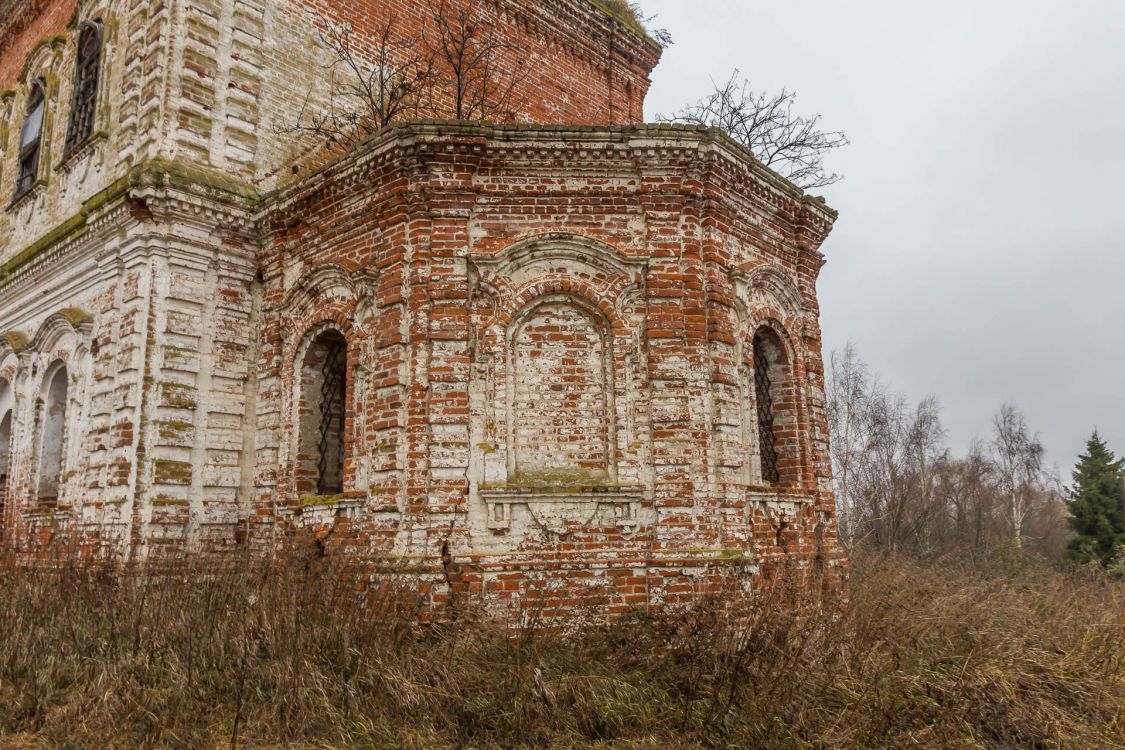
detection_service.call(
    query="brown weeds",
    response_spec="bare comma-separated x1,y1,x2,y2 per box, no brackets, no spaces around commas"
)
0,550,1121,749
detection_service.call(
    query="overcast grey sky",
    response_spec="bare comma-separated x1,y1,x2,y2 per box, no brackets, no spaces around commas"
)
641,0,1125,474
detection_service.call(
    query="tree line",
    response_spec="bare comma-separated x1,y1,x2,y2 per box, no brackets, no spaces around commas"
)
827,344,1125,571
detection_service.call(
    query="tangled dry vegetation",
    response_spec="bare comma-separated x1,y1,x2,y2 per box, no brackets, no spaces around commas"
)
0,550,1122,749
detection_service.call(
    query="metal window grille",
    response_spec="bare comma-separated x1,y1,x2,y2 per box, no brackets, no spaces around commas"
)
316,336,347,495
753,336,780,485
65,23,103,153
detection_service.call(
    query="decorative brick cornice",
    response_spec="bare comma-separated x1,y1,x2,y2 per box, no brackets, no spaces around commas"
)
0,157,260,291
261,122,838,255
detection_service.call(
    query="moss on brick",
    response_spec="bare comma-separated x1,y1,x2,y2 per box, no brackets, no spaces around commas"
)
585,0,647,37
0,158,259,288
158,382,197,410
162,344,197,364
135,157,261,206
504,468,611,492
301,493,346,508
156,419,194,441
151,496,189,508
1,330,30,352
153,460,193,486
57,307,93,326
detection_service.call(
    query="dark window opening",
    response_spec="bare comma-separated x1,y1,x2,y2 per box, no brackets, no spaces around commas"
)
753,332,781,485
297,330,348,497
15,78,46,201
65,22,103,153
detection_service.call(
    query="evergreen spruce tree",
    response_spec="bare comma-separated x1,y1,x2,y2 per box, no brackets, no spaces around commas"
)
1066,431,1125,565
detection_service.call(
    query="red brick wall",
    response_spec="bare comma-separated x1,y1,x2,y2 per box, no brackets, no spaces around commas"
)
255,122,847,615
0,0,76,89
283,0,660,125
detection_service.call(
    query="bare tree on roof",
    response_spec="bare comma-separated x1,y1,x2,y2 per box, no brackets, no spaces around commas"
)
425,0,529,122
286,16,437,151
660,70,848,189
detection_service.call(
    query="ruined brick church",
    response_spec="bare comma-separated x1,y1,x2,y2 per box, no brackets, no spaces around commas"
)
0,0,845,612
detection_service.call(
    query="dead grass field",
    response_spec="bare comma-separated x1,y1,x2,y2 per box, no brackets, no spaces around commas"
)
0,550,1121,749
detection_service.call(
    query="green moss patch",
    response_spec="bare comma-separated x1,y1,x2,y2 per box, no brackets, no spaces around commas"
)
1,158,259,288
505,467,611,492
300,494,346,508
153,460,193,486
586,0,647,36
1,330,29,352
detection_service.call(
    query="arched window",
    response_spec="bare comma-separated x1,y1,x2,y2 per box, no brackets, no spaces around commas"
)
296,330,348,496
751,327,794,486
37,365,69,506
15,77,46,200
65,21,103,153
511,300,610,484
0,379,12,524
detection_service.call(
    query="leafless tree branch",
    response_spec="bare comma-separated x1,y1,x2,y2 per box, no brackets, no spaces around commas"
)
425,0,529,122
283,16,437,150
660,70,848,189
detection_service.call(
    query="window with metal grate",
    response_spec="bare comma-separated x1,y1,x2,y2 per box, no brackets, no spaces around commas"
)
65,22,103,154
753,332,781,485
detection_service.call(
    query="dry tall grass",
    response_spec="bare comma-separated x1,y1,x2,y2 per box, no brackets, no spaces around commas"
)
0,549,1121,749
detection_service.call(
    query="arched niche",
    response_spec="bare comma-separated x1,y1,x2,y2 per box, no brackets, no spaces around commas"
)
278,264,377,333
508,297,611,485
30,308,94,356
732,264,808,329
36,363,69,506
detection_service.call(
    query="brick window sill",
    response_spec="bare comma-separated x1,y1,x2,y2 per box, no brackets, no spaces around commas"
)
480,485,644,534
8,179,46,211
56,131,108,174
277,496,365,525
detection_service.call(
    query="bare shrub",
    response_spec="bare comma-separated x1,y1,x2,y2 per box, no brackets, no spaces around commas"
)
287,2,531,154
424,0,529,122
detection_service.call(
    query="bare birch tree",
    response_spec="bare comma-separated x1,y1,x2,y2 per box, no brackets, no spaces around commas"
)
827,343,869,545
991,403,1045,545
659,70,849,189
827,345,1066,560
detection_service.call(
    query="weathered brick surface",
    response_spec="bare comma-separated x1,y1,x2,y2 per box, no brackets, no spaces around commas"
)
251,122,846,612
0,0,78,89
0,0,846,616
1,0,659,270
